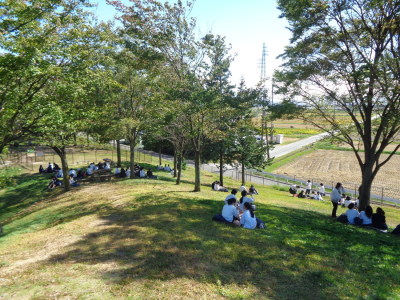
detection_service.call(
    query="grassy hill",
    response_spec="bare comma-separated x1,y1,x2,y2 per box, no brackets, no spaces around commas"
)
0,164,399,299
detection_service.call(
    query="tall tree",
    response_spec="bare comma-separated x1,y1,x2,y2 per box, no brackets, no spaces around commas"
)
275,0,400,210
0,0,92,154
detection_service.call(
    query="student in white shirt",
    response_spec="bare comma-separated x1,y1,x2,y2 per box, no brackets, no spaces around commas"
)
225,189,238,204
57,169,63,178
239,185,247,192
239,190,254,212
345,203,359,224
68,169,77,178
114,167,121,175
313,191,323,201
319,183,325,196
359,205,373,225
240,202,257,229
126,168,131,178
139,168,146,178
305,180,312,195
221,198,240,226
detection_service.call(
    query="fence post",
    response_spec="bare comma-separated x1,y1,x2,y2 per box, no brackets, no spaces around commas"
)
381,187,384,205
263,176,265,185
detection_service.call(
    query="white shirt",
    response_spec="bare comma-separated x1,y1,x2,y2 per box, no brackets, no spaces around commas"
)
86,168,93,175
239,185,247,192
221,204,239,222
224,194,237,204
68,170,77,177
114,168,120,174
344,199,354,207
306,182,312,189
359,211,372,225
105,163,111,170
314,194,323,201
331,187,344,203
345,209,359,224
240,210,257,229
319,185,325,194
239,196,254,212
164,166,171,172
213,183,220,191
126,170,131,177
57,169,63,177
139,170,146,178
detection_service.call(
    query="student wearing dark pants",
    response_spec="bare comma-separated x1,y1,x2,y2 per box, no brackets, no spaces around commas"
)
331,182,344,218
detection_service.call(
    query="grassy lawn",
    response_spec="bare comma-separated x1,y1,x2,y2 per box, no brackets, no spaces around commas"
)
0,162,400,299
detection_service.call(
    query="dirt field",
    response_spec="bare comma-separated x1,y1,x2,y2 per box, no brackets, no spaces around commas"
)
274,149,400,200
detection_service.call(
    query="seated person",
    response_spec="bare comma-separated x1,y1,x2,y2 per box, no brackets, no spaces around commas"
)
126,168,131,178
39,165,44,174
164,164,172,172
240,202,257,229
213,181,228,192
47,176,62,189
147,169,156,179
76,169,84,180
297,190,306,198
313,191,323,201
53,163,60,171
68,169,77,178
221,198,240,226
345,203,359,224
114,167,121,175
139,168,146,178
239,190,254,212
289,184,298,197
69,175,80,187
46,163,53,173
225,189,238,204
56,169,63,178
119,167,126,178
344,195,353,207
372,207,388,230
86,167,93,176
104,162,111,170
359,205,373,226
239,185,247,192
249,185,259,195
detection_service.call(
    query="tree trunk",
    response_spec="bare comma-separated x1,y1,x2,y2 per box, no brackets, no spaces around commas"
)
176,151,182,185
358,163,375,211
158,145,162,166
116,140,122,167
129,138,135,179
219,152,224,186
173,150,177,177
194,150,201,192
241,154,245,186
52,146,70,191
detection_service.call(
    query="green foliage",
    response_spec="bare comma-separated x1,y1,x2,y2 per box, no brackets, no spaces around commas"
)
0,167,20,189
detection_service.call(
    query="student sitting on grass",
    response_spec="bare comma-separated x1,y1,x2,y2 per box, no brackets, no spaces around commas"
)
249,185,258,196
239,190,254,212
222,198,240,226
345,203,359,224
147,169,157,179
139,168,146,178
39,165,44,174
240,202,257,229
313,191,323,201
47,176,62,190
119,167,126,178
225,189,238,204
358,205,373,226
69,175,80,187
372,207,388,231
297,190,306,198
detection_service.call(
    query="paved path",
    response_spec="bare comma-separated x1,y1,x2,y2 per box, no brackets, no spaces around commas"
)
270,132,329,158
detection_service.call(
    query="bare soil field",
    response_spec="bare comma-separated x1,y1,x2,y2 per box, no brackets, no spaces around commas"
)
274,149,400,199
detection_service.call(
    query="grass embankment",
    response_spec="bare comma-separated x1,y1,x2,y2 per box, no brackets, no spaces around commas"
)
0,162,400,299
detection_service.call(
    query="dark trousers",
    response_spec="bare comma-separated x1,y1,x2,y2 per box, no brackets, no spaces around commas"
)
331,201,338,218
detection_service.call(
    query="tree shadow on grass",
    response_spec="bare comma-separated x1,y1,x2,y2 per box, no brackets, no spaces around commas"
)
40,193,400,300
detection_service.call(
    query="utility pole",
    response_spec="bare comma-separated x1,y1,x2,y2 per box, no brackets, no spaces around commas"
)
259,43,271,159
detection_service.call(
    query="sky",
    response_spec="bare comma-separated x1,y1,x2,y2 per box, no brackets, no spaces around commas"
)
92,0,292,90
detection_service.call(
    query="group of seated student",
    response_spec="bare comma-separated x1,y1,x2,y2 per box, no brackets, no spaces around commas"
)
211,181,228,192
40,162,61,174
157,164,172,172
221,192,258,229
339,204,388,230
291,186,324,201
47,176,62,189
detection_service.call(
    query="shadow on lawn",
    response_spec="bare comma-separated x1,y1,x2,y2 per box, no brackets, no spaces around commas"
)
42,192,400,300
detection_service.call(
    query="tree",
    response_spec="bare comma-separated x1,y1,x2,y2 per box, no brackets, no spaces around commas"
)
275,0,400,210
0,0,92,154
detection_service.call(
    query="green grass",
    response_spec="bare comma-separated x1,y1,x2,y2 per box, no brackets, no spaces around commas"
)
0,160,400,299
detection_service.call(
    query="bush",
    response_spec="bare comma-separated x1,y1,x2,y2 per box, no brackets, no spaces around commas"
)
0,167,20,189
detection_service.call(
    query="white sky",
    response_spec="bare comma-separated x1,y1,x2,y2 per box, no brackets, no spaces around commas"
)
92,0,291,90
